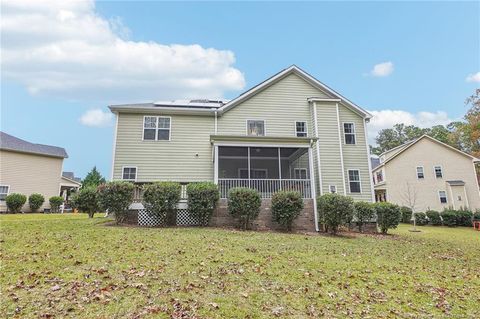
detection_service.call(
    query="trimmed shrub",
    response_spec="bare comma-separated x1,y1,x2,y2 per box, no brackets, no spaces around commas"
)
400,206,413,224
441,210,457,227
49,196,64,213
187,182,219,226
142,182,181,226
28,193,45,212
474,211,480,221
228,188,261,230
374,202,401,234
354,201,376,232
271,191,304,231
317,194,355,234
456,210,473,227
5,193,27,213
413,212,428,226
71,187,99,218
97,181,134,224
426,210,442,226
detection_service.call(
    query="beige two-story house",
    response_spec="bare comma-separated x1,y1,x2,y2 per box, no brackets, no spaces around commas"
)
109,65,375,231
0,132,81,212
372,135,480,212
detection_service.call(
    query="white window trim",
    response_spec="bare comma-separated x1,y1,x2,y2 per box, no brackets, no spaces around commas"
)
434,165,443,178
329,185,337,194
245,119,266,137
294,120,308,137
343,122,356,145
347,169,362,193
0,185,10,201
416,166,425,179
122,166,138,182
438,190,448,204
142,116,171,141
293,168,308,179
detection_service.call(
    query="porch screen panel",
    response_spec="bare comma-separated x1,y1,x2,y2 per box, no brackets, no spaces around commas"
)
249,147,279,179
280,148,310,179
218,147,248,179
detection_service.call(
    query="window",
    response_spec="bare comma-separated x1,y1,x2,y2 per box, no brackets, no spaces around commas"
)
294,168,308,179
434,166,443,178
329,185,337,194
376,171,383,183
122,167,137,181
0,185,9,201
457,195,462,201
343,123,356,145
143,116,171,141
295,121,307,137
348,170,361,193
416,166,424,179
439,191,447,204
246,120,265,136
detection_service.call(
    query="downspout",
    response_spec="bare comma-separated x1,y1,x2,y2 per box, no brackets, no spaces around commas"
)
214,110,218,135
312,101,323,195
335,103,347,195
363,118,375,202
110,112,119,181
308,144,319,232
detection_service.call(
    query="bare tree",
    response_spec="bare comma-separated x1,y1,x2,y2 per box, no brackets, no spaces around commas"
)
401,182,419,230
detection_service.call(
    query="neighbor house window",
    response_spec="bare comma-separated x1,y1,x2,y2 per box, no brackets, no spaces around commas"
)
295,121,307,137
416,166,424,179
0,185,9,200
246,120,265,136
329,185,337,194
434,166,443,178
376,171,383,183
439,191,447,204
143,116,171,141
343,123,356,145
348,170,361,193
294,168,308,179
122,167,137,181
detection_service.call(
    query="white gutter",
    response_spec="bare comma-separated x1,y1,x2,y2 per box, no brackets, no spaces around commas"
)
214,111,218,134
336,102,347,195
363,118,375,202
110,112,119,181
312,102,323,195
308,145,319,231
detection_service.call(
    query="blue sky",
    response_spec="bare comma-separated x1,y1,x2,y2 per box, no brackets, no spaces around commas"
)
1,1,479,179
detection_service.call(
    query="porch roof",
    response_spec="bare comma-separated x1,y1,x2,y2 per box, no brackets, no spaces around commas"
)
210,135,316,146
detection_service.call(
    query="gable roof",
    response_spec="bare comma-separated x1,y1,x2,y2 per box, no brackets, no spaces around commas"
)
379,135,479,166
0,131,68,158
217,65,372,118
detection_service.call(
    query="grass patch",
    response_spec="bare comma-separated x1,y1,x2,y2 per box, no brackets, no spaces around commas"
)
1,214,479,318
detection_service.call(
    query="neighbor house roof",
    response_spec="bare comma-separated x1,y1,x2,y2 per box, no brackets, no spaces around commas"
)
62,172,82,183
109,65,372,118
0,131,68,158
370,157,381,169
446,180,466,186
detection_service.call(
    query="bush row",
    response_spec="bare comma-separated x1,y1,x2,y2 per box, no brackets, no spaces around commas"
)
5,193,63,213
399,207,479,227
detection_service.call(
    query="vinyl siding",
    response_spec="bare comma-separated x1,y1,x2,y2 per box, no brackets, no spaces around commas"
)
217,73,327,137
315,102,345,195
0,150,63,211
113,113,215,182
380,138,480,211
339,106,373,201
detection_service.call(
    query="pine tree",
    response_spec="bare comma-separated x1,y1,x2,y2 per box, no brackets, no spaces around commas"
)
82,166,106,188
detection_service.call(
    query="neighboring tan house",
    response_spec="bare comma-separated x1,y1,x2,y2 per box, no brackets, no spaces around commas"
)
0,132,81,212
372,135,480,212
109,65,375,231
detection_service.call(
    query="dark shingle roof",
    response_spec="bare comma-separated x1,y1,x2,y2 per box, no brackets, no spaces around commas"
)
0,132,68,158
446,180,465,186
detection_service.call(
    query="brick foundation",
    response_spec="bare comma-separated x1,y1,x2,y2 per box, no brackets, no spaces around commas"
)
211,199,316,232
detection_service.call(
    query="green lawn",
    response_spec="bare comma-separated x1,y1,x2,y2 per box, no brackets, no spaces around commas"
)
1,214,479,318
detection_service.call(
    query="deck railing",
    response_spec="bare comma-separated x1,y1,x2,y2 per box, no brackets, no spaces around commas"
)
218,179,312,199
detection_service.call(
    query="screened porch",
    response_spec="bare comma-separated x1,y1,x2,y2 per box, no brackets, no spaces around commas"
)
216,146,313,199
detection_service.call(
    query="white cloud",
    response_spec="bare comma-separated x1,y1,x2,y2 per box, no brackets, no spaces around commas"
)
0,0,245,101
369,61,394,77
79,109,113,127
367,109,453,143
466,72,480,83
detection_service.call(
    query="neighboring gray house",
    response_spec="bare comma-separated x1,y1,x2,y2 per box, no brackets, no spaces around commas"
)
109,66,374,231
0,132,81,212
372,135,480,212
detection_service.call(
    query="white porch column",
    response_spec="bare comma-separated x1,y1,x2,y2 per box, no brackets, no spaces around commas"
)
214,145,219,184
308,146,319,232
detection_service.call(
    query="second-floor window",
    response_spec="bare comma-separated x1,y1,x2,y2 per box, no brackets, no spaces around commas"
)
434,166,443,178
343,123,356,144
416,166,424,179
122,167,137,181
376,171,383,183
247,120,265,136
143,116,171,141
348,169,361,193
295,121,307,137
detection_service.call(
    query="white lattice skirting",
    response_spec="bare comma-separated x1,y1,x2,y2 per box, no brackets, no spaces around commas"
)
137,206,200,227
